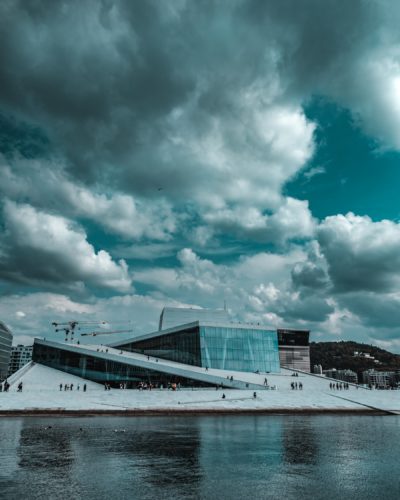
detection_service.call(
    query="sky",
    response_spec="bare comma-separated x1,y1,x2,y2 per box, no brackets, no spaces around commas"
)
2,0,400,350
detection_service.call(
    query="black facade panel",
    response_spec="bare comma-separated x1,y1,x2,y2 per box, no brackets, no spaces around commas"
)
277,329,310,346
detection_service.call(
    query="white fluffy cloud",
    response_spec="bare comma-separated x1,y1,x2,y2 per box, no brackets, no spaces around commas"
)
326,47,400,150
0,159,177,241
317,213,400,292
0,201,132,291
202,197,315,244
177,103,316,210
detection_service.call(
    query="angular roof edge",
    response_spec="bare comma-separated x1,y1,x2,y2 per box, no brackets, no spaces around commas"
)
108,320,276,348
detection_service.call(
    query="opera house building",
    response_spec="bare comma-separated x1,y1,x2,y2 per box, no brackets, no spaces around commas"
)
32,308,310,389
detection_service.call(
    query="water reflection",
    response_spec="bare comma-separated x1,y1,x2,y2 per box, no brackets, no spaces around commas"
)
18,426,75,470
282,417,318,466
75,419,202,490
0,415,400,500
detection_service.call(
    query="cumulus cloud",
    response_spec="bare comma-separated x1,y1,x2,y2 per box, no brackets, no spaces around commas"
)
317,213,400,292
2,1,400,350
291,241,329,291
0,158,177,241
132,247,325,326
1,1,400,206
325,46,400,150
202,197,315,244
286,214,400,343
0,1,319,249
0,201,132,291
335,291,400,329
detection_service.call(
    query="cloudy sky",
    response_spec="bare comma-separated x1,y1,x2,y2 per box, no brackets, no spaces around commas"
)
2,0,400,350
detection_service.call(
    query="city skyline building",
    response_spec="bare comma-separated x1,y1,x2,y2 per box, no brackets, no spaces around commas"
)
8,344,33,377
362,369,395,388
323,368,358,384
0,321,13,381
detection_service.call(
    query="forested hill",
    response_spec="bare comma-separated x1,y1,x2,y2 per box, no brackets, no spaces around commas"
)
310,341,400,372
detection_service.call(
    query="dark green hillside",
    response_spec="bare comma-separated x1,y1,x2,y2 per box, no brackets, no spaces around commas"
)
310,341,400,373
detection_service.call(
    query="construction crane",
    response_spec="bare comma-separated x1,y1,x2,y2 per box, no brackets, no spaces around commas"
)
80,329,133,337
52,320,104,342
51,320,132,342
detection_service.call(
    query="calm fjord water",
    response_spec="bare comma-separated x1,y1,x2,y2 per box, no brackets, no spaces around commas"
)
0,415,399,500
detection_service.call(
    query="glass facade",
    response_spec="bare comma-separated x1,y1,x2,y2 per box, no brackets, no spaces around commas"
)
119,324,280,373
119,326,201,366
33,342,213,388
200,326,280,372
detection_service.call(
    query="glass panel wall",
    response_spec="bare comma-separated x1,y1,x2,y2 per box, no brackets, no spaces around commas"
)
32,342,212,388
119,327,201,366
121,325,281,372
200,326,280,372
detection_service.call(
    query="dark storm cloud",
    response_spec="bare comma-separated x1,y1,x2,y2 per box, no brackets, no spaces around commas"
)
0,0,386,192
3,0,400,347
284,213,400,342
0,0,193,183
336,292,400,330
290,213,400,296
0,113,50,160
277,295,334,323
241,0,372,92
0,201,131,292
317,213,400,293
291,260,329,291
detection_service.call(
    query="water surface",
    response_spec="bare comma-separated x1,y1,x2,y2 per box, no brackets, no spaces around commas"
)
0,415,399,499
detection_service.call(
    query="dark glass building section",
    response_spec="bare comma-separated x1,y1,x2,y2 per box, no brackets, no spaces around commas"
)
32,342,211,388
119,326,201,366
277,329,310,372
278,329,310,346
116,323,280,373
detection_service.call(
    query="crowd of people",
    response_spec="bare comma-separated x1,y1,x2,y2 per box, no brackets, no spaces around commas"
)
137,381,181,391
59,383,87,391
291,381,303,390
329,382,350,390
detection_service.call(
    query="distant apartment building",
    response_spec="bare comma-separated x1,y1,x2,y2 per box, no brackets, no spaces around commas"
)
323,368,358,384
0,321,13,381
362,369,395,388
277,329,311,372
337,369,358,384
7,345,33,376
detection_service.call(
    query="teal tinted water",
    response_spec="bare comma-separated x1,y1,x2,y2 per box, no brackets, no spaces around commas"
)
0,415,399,500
